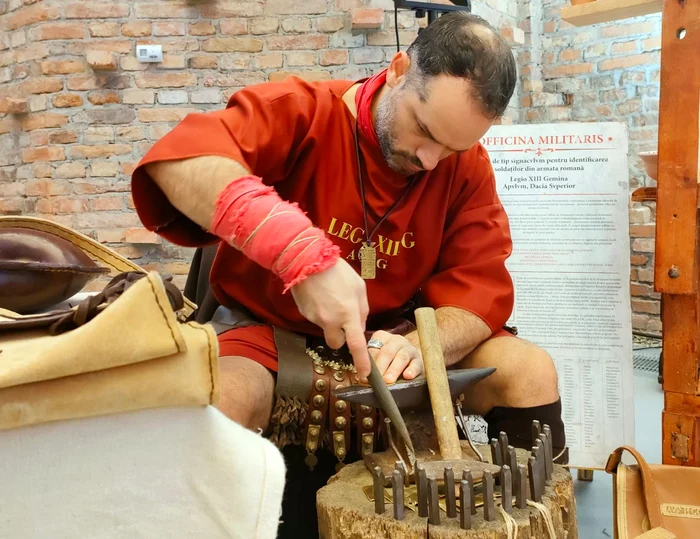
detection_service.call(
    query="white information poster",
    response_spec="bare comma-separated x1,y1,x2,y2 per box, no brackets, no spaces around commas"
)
480,122,635,469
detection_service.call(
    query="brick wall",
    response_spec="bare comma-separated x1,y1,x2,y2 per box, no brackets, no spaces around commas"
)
0,0,661,334
520,0,661,334
0,0,521,292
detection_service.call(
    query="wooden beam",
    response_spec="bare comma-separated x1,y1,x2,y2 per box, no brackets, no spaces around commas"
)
658,0,700,467
654,2,700,295
561,0,662,27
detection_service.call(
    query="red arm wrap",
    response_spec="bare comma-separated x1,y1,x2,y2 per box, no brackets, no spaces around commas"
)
211,176,341,291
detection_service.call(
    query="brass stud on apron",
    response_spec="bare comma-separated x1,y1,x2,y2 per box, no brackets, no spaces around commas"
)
310,410,322,423
314,365,325,375
313,395,324,407
315,379,326,392
333,370,345,382
335,400,347,413
362,417,373,429
360,405,372,414
335,416,347,429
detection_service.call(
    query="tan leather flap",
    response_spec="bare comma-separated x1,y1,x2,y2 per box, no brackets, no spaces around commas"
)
636,527,676,539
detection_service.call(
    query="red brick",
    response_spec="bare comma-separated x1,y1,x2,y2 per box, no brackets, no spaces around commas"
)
202,73,267,87
89,22,120,38
367,30,417,47
134,72,197,88
600,22,654,38
254,53,283,70
0,198,24,214
632,299,660,315
138,108,197,122
317,16,345,33
189,56,217,69
153,22,186,36
121,162,138,175
54,162,86,179
120,56,149,71
249,18,278,35
134,2,199,18
29,23,84,40
30,131,50,147
500,27,525,45
202,37,263,52
286,52,317,67
22,112,68,131
26,178,68,196
125,228,162,244
84,127,115,144
643,37,661,51
631,254,649,266
521,95,532,107
122,89,154,104
558,49,581,62
52,93,83,108
189,22,216,36
23,77,63,94
15,44,49,63
92,197,124,211
41,60,86,75
117,126,146,141
599,53,656,71
81,108,136,124
320,50,348,66
49,131,78,144
612,41,638,54
69,144,132,158
36,197,89,214
90,161,120,177
160,55,186,69
6,97,28,114
220,19,248,35
264,0,327,14
544,21,556,33
266,35,328,50
543,63,594,78
630,224,655,238
88,90,120,105
64,3,129,18
631,282,655,297
66,40,133,55
121,22,151,37
87,50,119,71
67,75,103,91
23,146,65,163
632,238,655,253
6,4,59,31
199,1,263,18
282,18,312,33
269,70,331,82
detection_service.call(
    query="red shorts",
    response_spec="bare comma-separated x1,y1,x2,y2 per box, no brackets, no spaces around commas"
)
217,325,514,373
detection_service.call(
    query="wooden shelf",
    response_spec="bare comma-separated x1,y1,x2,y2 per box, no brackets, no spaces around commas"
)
561,0,662,27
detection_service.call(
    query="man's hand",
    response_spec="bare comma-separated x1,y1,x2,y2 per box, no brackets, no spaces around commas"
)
367,330,424,384
290,259,371,377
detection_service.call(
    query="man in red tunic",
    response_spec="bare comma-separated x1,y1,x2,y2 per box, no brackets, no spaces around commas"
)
131,13,566,457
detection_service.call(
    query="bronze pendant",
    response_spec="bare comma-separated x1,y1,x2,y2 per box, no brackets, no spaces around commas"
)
360,242,377,280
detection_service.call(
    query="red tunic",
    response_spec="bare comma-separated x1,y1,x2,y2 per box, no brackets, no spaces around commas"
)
131,76,514,370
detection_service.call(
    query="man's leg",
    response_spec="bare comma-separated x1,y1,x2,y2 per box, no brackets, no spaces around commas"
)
216,355,276,433
453,335,567,461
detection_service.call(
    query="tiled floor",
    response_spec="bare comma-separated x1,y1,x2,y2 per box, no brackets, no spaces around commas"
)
574,361,663,537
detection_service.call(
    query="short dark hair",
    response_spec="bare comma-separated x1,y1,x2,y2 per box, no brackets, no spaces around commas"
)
405,12,517,119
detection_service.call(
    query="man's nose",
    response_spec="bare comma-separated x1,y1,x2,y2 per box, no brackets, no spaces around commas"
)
416,143,450,171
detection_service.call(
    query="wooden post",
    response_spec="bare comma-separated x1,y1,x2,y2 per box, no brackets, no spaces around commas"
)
655,1,700,466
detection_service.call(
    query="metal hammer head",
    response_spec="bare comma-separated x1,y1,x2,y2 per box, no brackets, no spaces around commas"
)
332,367,496,410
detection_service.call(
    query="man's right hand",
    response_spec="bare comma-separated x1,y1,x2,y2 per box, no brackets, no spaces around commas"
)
290,259,371,378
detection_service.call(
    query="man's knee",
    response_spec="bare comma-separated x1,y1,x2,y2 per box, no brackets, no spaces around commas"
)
459,336,559,410
216,355,276,432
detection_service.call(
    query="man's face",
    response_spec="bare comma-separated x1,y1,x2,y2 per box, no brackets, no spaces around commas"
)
375,71,495,176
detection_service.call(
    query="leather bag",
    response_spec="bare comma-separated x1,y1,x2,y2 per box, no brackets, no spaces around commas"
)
0,216,218,431
606,445,699,538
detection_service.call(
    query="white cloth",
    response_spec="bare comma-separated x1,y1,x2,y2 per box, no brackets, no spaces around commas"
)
0,406,286,539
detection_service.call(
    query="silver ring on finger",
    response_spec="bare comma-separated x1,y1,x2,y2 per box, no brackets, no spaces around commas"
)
367,338,384,350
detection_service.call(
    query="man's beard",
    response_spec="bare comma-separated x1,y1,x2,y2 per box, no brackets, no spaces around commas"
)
375,91,422,176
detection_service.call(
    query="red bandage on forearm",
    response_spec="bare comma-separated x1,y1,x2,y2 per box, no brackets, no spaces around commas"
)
211,176,341,291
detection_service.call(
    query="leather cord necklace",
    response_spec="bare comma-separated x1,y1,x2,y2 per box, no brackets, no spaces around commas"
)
353,116,419,279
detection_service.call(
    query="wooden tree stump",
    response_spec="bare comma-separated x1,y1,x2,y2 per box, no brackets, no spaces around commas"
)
317,447,578,538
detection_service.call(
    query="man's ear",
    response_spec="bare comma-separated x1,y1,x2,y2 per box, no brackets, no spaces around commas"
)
386,51,411,88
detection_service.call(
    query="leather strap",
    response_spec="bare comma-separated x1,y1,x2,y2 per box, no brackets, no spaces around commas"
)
328,367,352,468
273,327,314,401
606,445,663,530
0,216,196,317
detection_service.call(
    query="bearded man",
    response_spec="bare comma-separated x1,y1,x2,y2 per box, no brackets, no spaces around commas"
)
131,12,567,466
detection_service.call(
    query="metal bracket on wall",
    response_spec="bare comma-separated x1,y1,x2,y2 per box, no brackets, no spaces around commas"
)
393,0,472,27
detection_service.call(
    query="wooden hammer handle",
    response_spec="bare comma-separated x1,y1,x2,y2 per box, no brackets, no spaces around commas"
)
414,307,462,460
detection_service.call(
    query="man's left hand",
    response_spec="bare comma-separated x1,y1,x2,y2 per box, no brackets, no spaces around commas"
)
366,330,424,384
